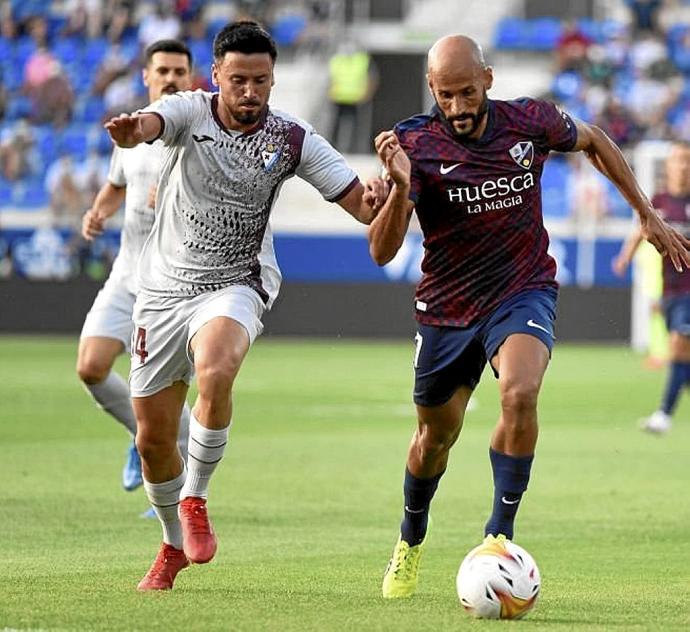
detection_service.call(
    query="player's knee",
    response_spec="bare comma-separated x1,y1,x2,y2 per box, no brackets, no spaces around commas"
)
500,380,539,416
76,356,111,385
135,427,177,464
417,426,460,461
196,361,240,396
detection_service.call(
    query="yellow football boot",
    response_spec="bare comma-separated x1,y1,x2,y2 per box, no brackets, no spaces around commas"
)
382,521,430,599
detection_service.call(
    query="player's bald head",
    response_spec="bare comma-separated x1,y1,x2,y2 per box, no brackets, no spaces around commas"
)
427,35,487,78
425,35,492,139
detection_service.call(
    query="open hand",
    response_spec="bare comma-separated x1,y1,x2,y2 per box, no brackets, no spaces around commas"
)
104,113,146,148
641,210,690,272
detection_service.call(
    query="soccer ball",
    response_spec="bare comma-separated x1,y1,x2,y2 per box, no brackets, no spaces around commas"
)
456,538,540,619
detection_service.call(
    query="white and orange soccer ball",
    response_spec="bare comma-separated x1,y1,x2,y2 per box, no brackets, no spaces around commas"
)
456,536,540,620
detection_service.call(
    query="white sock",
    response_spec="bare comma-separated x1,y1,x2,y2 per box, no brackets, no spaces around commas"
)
178,403,191,462
144,465,186,549
181,414,229,500
84,371,137,436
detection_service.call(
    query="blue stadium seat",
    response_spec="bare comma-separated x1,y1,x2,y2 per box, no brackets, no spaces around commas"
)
605,180,631,217
494,17,530,50
4,96,32,121
13,36,37,67
188,38,212,71
270,14,307,47
0,181,13,207
53,37,82,64
1,62,24,92
74,95,106,123
529,18,562,51
57,124,90,160
551,71,584,101
542,157,570,218
83,38,109,67
0,37,12,61
12,180,49,209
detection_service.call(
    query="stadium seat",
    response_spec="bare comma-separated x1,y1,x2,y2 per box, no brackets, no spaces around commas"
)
542,157,571,218
270,14,307,48
605,180,632,217
12,180,49,209
4,96,32,121
53,37,82,65
494,17,530,50
57,125,90,161
529,18,562,51
13,36,37,67
551,71,584,102
1,62,24,92
83,38,109,67
73,96,106,123
0,181,13,207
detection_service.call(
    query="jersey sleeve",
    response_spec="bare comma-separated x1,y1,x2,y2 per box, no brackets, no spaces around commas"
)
534,99,578,152
140,91,197,146
107,145,126,187
296,126,359,202
394,127,423,204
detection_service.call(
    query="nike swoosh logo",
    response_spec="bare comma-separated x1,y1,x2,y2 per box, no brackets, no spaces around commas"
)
439,163,461,175
192,134,214,143
501,496,520,505
404,505,426,514
526,319,551,336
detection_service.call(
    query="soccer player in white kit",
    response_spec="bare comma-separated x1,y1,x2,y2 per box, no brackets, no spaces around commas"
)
77,40,193,500
104,21,386,590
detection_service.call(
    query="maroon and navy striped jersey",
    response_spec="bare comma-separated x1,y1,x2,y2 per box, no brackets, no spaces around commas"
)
652,192,690,298
395,98,577,327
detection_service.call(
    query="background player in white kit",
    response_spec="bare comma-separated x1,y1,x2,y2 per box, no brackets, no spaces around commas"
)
105,20,386,591
78,40,193,505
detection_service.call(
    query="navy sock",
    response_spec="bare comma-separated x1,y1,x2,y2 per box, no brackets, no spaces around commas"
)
484,448,534,540
661,361,690,415
400,467,443,546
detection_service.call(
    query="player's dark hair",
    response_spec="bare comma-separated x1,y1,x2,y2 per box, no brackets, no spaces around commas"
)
213,20,277,63
145,39,193,67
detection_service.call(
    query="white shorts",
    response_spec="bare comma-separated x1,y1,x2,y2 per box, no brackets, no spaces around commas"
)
80,275,136,351
129,285,265,397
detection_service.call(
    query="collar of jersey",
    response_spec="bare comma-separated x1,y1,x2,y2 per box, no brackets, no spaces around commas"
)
211,93,268,137
432,100,495,146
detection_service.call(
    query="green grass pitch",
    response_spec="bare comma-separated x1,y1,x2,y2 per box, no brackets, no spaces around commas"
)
1,336,689,631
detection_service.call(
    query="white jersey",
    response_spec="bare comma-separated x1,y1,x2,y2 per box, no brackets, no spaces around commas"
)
138,90,358,307
108,141,163,294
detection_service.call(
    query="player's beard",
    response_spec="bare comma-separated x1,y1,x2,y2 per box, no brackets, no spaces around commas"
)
444,90,489,138
231,100,264,125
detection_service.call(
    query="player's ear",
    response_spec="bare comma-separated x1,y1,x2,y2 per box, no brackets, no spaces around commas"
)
484,66,494,91
142,67,150,88
426,73,434,97
211,63,219,87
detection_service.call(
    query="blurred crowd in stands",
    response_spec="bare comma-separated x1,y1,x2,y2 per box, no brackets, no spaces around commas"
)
0,0,330,279
2,0,690,281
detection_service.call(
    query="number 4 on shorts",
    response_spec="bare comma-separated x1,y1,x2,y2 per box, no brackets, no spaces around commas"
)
135,326,149,364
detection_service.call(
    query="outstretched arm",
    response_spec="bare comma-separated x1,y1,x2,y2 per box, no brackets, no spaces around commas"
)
572,119,690,271
104,113,162,148
81,182,126,240
336,177,389,225
368,131,415,265
612,227,644,277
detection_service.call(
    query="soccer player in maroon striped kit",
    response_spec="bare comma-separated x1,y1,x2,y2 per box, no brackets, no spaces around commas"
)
372,34,690,599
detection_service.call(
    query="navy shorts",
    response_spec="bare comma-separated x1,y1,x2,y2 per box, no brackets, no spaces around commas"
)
413,287,558,407
662,294,690,336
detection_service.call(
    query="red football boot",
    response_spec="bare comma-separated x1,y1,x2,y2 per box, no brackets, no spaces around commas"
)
137,543,189,591
179,497,217,564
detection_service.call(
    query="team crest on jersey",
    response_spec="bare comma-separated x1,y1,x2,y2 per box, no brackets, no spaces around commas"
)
509,141,534,170
261,144,281,171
